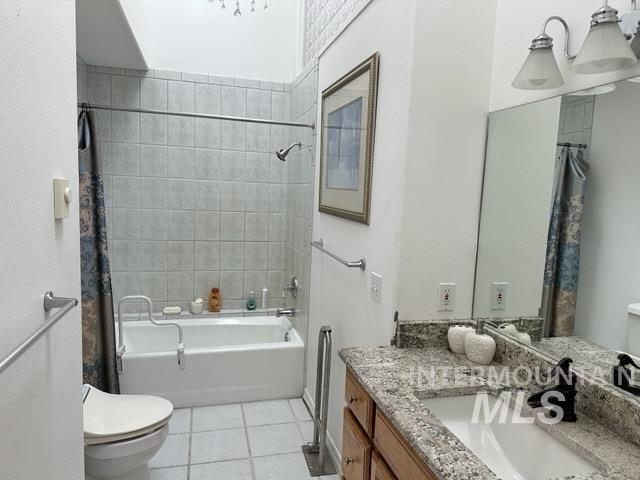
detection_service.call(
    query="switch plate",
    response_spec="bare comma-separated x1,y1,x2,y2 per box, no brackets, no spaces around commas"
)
491,282,508,310
438,283,455,311
370,272,382,302
53,178,71,219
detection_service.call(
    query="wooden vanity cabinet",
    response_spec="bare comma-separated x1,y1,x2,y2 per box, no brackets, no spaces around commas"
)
342,368,438,480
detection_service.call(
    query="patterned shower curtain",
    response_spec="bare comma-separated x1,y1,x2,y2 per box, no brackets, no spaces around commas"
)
78,109,120,393
541,146,590,337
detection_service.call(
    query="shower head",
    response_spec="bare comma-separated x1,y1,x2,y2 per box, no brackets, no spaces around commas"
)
275,142,303,161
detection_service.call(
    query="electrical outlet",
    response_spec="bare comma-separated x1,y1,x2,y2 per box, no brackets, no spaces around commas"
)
370,272,382,302
438,283,456,312
491,282,508,310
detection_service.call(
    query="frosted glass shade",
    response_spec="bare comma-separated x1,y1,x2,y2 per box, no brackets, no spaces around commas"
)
571,22,637,74
512,48,564,90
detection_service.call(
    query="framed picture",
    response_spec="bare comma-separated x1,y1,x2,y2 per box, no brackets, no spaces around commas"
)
319,53,379,224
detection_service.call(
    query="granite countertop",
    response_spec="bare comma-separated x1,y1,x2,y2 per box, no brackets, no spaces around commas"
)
339,345,640,480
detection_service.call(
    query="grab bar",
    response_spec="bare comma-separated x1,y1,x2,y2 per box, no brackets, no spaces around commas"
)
0,292,78,375
311,239,366,271
301,326,336,476
117,296,185,372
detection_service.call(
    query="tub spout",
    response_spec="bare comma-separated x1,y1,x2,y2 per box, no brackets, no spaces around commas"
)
276,308,296,318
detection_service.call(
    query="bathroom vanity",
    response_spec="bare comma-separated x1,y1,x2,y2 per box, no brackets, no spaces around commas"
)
339,325,640,480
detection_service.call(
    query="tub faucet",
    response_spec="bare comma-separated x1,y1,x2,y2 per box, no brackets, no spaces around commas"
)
527,357,577,422
276,308,296,318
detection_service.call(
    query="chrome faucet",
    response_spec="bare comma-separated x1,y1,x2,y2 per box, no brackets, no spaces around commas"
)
276,308,296,318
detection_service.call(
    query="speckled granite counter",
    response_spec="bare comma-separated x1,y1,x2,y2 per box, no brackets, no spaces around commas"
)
339,345,640,480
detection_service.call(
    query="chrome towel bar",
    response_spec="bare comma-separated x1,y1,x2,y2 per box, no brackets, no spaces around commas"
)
0,292,78,375
311,239,366,271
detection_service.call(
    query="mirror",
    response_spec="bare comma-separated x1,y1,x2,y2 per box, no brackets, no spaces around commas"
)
474,76,640,392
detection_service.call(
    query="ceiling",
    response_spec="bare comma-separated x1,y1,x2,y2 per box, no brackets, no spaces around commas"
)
76,0,147,69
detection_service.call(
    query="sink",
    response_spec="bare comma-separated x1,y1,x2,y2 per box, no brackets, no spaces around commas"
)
422,393,596,480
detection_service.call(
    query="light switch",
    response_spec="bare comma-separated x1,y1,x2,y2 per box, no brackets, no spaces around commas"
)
53,178,72,219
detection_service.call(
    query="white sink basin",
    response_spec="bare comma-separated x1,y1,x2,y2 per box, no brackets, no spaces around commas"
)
422,393,596,480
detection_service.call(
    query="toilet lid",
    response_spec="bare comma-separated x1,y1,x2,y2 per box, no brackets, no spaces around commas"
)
83,385,173,444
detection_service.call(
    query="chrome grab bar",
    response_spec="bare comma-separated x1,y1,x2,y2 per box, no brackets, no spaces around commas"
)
301,326,336,476
0,291,78,375
117,295,185,372
311,239,366,271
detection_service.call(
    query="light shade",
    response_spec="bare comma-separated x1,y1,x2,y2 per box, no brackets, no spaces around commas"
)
512,48,564,90
571,22,637,74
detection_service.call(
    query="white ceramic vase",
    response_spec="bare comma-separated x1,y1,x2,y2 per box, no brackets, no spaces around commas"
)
464,332,496,365
447,325,475,354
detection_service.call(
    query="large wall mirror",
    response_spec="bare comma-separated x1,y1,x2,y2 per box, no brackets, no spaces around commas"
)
474,76,640,395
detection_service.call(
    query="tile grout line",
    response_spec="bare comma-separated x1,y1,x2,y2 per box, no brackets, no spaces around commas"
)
240,403,258,480
187,407,194,480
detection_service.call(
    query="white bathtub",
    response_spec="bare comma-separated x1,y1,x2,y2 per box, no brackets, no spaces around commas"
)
118,316,304,407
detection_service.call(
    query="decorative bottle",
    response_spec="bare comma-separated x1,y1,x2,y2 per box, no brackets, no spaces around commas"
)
464,319,496,365
246,291,257,311
209,287,222,313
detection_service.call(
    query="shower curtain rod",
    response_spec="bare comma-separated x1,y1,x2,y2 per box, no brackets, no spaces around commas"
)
77,103,315,129
557,142,587,149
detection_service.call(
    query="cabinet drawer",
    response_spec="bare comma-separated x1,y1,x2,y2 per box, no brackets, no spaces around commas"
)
373,411,437,480
345,369,375,436
342,408,372,480
371,451,397,480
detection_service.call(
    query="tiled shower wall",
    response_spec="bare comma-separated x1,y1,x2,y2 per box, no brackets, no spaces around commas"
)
557,94,595,163
83,65,314,313
284,63,319,340
303,0,371,66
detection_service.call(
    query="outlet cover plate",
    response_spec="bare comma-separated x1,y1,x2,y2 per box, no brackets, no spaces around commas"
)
491,282,508,310
438,283,455,312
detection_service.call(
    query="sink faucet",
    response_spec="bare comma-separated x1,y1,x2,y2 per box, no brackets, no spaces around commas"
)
276,308,296,318
611,353,640,396
527,357,577,422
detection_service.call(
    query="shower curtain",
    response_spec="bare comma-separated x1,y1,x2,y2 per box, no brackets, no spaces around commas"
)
541,146,590,337
78,109,119,393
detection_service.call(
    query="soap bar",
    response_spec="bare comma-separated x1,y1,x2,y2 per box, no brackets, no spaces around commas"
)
163,306,182,315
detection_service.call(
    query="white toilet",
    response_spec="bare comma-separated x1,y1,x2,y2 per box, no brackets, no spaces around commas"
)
83,384,174,480
627,304,640,356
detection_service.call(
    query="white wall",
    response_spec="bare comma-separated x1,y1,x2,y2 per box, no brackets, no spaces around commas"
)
307,0,416,456
120,0,300,82
490,0,640,111
0,1,84,479
306,0,497,457
396,0,497,321
474,98,560,318
575,80,640,351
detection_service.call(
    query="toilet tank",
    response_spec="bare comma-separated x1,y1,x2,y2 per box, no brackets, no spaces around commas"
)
627,304,640,356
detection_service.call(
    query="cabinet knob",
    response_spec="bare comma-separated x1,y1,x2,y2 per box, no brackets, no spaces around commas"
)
347,396,357,404
344,457,354,465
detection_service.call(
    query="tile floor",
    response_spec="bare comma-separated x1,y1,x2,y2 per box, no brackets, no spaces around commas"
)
150,397,339,480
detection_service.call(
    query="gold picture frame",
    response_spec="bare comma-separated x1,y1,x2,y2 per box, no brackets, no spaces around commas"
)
319,53,379,225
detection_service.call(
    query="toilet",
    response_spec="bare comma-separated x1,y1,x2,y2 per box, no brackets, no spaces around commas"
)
83,384,174,480
627,304,640,357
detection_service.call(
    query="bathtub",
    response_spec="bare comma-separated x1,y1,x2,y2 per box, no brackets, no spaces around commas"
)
118,316,304,407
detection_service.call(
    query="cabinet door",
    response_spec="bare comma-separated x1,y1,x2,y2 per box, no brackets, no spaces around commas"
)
345,369,375,436
342,407,372,480
374,411,437,480
371,451,397,480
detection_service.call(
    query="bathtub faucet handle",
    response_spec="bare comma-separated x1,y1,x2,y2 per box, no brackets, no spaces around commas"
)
177,342,186,370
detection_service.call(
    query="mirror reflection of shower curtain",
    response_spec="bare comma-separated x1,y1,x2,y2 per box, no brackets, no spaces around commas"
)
78,110,120,393
541,146,590,337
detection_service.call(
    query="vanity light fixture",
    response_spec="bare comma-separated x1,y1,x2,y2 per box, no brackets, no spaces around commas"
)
512,16,575,90
513,1,639,90
571,1,637,74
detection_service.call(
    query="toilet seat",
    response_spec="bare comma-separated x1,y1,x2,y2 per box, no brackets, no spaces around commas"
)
83,385,173,446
